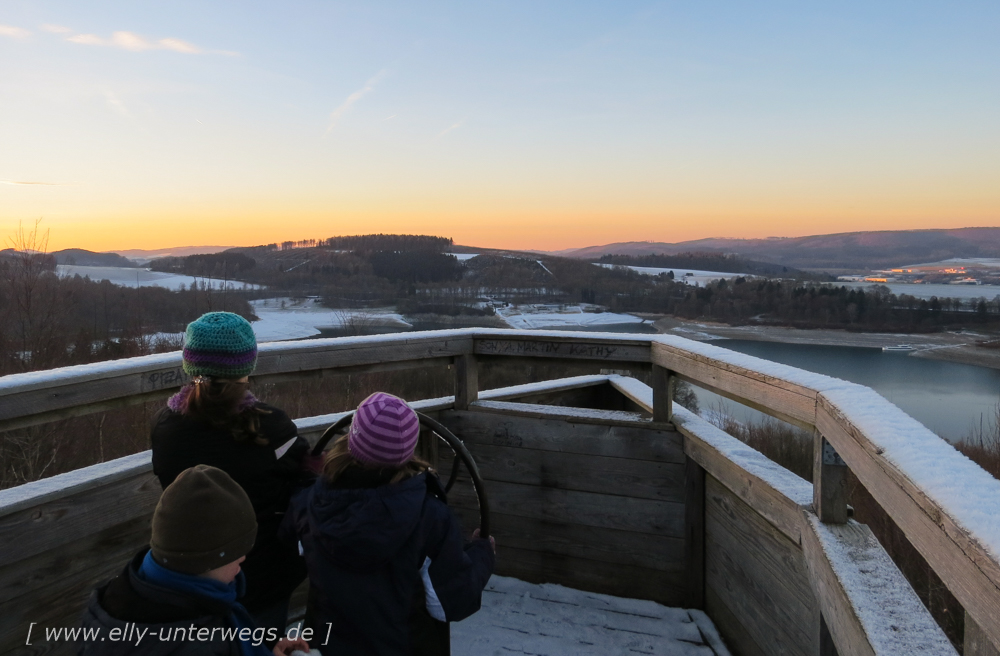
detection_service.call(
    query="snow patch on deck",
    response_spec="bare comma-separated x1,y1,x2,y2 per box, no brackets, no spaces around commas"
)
452,576,731,655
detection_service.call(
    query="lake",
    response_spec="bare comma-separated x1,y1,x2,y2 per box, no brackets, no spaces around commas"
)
692,339,1000,443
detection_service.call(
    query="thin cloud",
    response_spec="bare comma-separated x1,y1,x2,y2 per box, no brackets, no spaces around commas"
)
41,24,72,34
0,180,62,186
104,90,130,118
325,69,389,135
437,120,464,138
66,30,236,55
0,24,31,39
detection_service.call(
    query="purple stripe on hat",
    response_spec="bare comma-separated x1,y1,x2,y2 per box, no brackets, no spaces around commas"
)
348,392,420,467
183,348,258,366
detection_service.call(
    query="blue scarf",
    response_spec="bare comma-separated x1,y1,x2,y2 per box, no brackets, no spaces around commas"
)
137,551,271,656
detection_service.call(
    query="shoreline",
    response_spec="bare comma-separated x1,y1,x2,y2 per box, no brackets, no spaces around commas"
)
642,315,1000,371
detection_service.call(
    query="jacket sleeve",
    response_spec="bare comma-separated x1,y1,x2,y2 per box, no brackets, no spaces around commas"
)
424,501,496,622
265,407,316,489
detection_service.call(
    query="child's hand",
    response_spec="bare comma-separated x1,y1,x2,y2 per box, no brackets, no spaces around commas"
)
472,528,496,553
272,637,311,656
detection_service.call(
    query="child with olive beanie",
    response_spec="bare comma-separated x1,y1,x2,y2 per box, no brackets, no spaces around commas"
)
80,465,310,656
282,392,495,656
151,312,314,634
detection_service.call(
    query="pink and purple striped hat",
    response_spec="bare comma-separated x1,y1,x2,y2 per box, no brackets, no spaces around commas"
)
348,392,421,467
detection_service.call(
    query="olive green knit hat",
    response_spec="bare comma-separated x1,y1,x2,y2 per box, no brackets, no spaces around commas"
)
182,312,258,379
150,465,258,574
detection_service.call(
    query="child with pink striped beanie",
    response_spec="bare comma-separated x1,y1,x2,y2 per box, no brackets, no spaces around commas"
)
281,392,495,655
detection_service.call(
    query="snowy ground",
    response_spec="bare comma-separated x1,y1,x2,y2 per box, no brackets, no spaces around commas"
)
596,263,746,287
446,253,479,261
494,303,647,330
452,576,730,656
56,265,259,291
250,298,410,342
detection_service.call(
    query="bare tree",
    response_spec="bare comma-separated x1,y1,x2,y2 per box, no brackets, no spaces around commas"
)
2,219,59,371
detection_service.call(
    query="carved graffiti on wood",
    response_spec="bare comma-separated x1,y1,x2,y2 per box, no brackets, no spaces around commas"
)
143,368,188,391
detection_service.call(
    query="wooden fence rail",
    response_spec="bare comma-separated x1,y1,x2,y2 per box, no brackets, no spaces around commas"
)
1,329,998,654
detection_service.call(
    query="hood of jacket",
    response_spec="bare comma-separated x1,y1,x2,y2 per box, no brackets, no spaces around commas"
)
79,550,237,656
306,472,427,570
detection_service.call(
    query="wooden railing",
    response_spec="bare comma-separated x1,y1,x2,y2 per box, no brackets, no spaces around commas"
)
1,328,997,655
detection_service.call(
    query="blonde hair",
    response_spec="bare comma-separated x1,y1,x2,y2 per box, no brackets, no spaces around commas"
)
322,434,431,485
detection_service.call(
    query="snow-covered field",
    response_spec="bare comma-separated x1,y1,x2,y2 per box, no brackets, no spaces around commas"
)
494,303,646,330
56,265,259,291
452,575,730,655
446,253,479,261
250,298,410,342
596,263,745,287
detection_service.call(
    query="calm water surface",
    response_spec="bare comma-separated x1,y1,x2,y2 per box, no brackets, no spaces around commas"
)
700,340,1000,442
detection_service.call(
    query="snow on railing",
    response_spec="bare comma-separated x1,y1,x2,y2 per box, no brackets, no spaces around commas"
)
1,329,999,653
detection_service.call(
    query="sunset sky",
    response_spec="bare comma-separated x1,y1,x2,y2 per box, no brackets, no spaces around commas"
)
1,1,998,252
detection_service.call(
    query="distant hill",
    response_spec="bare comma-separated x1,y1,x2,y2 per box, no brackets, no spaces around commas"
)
51,249,138,267
559,227,1000,271
108,245,233,264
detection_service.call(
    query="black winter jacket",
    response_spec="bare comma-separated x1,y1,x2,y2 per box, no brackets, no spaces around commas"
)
151,402,312,612
282,469,495,656
78,551,242,656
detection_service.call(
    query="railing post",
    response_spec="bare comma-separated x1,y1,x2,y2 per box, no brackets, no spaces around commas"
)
813,432,848,524
684,456,705,609
651,364,673,423
454,354,478,411
656,364,705,608
966,611,1000,656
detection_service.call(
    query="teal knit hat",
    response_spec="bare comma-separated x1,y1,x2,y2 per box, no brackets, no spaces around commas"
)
182,312,258,379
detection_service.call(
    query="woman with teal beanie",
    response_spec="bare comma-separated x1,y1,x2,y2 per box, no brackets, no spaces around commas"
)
151,312,314,636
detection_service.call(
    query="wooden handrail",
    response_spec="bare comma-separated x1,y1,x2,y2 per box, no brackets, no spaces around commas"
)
2,329,1000,651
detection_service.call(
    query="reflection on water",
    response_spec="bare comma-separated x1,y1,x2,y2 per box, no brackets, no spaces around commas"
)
698,340,1000,443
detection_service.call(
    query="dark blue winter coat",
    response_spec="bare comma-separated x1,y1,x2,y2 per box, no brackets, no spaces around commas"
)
282,468,494,656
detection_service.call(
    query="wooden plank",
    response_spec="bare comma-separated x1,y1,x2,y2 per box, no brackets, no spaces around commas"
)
448,506,686,573
448,480,685,537
820,616,840,656
0,332,473,429
652,341,819,429
967,612,1000,656
814,432,848,524
438,409,686,464
685,457,706,609
474,336,651,362
453,443,686,503
469,399,652,427
816,397,1000,650
0,472,160,563
705,476,818,656
705,586,768,656
491,544,686,607
252,356,454,385
0,513,149,604
453,353,478,411
0,516,150,654
799,519,876,656
652,364,672,423
798,512,956,656
677,414,809,544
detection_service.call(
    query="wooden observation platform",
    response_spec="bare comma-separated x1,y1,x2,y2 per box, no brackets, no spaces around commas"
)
1,329,998,655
